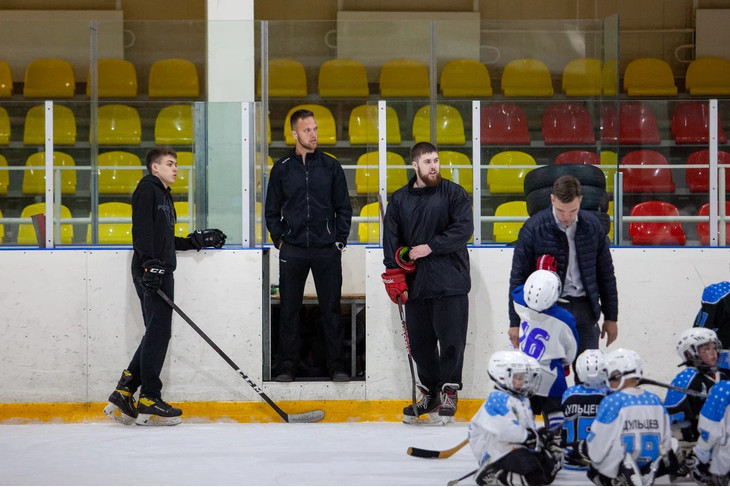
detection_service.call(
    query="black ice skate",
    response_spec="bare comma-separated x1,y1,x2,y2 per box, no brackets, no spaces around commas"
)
103,370,138,425
135,395,182,426
403,386,445,425
438,383,459,423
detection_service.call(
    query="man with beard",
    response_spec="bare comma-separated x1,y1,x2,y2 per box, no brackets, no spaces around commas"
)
265,109,352,383
381,142,473,423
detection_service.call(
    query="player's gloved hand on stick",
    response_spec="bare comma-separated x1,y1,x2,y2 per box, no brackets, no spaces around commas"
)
395,246,416,273
382,268,408,304
188,228,227,251
537,426,556,448
141,259,165,291
537,254,557,272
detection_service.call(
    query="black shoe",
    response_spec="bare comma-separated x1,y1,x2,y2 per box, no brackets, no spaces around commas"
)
273,371,294,382
331,370,350,382
103,370,138,425
439,383,459,417
403,386,442,417
136,396,182,426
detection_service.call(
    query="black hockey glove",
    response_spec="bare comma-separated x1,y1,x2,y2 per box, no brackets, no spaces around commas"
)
688,455,711,484
565,440,592,467
141,259,165,291
523,429,538,450
537,426,556,448
188,228,227,251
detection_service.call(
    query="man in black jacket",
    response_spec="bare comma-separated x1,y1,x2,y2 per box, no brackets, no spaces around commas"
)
508,175,618,358
103,147,226,426
381,142,473,423
265,109,352,383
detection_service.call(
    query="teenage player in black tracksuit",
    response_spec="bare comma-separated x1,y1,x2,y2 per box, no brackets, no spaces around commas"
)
381,141,473,423
265,109,353,383
103,147,226,426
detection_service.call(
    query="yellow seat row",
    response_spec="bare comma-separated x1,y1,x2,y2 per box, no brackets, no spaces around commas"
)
0,104,193,146
0,58,199,99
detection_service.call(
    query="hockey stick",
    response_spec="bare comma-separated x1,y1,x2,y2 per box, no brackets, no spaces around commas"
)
408,438,469,459
447,468,477,486
397,296,421,418
638,377,708,398
156,289,325,423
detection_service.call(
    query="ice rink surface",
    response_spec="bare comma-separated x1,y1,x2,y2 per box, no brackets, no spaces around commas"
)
1,421,699,486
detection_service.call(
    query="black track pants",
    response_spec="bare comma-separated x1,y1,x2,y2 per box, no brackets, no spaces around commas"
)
404,294,468,393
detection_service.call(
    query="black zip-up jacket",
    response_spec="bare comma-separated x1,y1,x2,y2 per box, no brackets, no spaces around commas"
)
131,175,194,281
508,206,618,327
383,176,473,299
265,149,352,249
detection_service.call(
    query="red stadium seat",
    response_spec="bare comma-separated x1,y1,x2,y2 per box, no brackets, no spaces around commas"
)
686,150,730,193
671,102,727,144
629,201,686,246
542,104,595,145
600,103,661,144
697,202,730,246
480,103,530,145
555,150,600,165
620,150,675,193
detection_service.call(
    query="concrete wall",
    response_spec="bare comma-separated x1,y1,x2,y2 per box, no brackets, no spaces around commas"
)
1,246,728,405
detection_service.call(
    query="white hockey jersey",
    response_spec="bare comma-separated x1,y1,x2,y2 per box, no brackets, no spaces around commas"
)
697,380,730,476
512,286,579,397
468,390,536,465
587,388,672,478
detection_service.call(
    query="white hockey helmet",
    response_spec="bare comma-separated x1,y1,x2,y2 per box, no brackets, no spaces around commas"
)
676,328,721,368
603,348,643,391
523,270,562,312
575,349,607,389
488,350,541,397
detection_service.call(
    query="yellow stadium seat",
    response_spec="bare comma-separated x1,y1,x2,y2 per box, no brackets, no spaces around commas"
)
348,105,401,145
284,104,336,146
0,60,12,97
0,207,4,240
501,58,554,97
600,150,617,193
602,58,618,96
0,107,9,145
23,58,75,98
440,59,492,98
486,151,536,194
95,104,141,145
97,151,144,194
87,202,132,244
318,58,369,98
355,151,408,194
155,105,193,145
562,58,601,97
685,57,730,95
23,105,76,146
148,58,199,98
22,151,76,195
623,57,677,96
86,59,138,98
174,201,191,237
0,154,8,195
379,59,429,97
257,58,307,98
493,201,528,243
17,202,73,245
358,202,381,243
412,104,465,145
439,151,472,193
607,201,614,240
171,151,193,195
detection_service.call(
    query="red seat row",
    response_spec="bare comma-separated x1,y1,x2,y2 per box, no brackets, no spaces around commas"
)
629,200,730,246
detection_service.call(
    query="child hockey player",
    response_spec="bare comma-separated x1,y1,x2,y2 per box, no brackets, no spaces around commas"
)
574,349,677,485
686,379,730,485
693,280,730,348
560,349,610,469
469,350,562,486
665,328,728,444
512,268,578,430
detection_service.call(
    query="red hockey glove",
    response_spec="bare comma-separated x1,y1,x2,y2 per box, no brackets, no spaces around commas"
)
395,246,416,274
382,268,408,304
537,254,557,273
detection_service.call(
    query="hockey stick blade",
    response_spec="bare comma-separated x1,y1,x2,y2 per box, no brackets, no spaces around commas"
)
408,438,469,459
157,289,325,423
